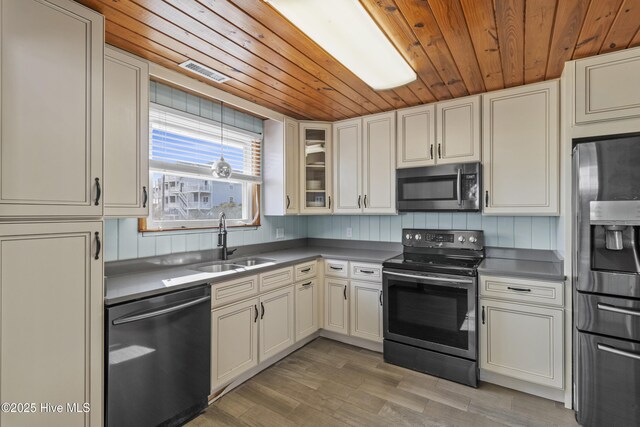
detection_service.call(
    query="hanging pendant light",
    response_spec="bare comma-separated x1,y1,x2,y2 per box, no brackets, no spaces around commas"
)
213,101,232,178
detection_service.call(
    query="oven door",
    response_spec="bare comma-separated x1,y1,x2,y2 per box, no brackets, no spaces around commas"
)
396,163,480,212
383,268,477,360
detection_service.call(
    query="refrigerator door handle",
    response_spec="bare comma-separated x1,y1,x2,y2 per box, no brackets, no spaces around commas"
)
597,343,640,361
597,303,640,317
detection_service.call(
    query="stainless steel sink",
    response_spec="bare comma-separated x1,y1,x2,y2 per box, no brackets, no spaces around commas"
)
192,263,239,273
230,257,276,267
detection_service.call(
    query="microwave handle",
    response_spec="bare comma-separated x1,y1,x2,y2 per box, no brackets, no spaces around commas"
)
456,168,462,206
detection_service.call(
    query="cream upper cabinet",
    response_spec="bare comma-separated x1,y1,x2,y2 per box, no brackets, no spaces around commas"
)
211,297,259,390
259,285,295,361
0,221,103,427
333,118,362,214
436,95,481,165
324,277,349,335
575,48,640,124
396,104,436,168
295,278,319,342
480,298,564,389
482,80,559,215
0,0,103,217
362,112,396,214
333,112,396,214
104,46,149,217
300,122,332,214
264,117,299,215
349,280,383,343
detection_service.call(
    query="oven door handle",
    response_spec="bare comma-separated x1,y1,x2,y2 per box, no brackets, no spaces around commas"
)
384,271,473,285
456,168,462,206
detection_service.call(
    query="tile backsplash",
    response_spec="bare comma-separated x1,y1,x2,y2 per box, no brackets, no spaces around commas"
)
307,213,558,250
104,215,308,262
105,212,557,262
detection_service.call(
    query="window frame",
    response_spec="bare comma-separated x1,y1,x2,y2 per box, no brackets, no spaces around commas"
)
139,100,263,233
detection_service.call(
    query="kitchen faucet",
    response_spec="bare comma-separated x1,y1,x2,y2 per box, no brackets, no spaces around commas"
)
217,212,236,260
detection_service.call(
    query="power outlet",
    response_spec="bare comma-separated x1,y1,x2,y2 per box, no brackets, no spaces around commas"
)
276,228,285,240
346,227,353,238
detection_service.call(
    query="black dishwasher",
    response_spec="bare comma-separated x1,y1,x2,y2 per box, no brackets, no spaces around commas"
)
106,285,211,427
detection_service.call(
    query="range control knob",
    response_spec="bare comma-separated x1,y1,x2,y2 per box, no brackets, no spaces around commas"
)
405,233,413,240
469,236,478,243
414,234,422,240
458,236,466,243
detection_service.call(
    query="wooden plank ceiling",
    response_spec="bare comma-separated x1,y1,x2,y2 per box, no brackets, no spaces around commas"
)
78,0,640,121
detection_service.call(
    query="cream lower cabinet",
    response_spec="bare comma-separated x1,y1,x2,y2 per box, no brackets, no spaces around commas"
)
324,277,350,334
482,80,559,215
0,221,103,427
0,0,104,217
211,298,259,390
259,285,295,361
104,46,149,217
349,280,383,343
295,278,319,341
480,298,564,389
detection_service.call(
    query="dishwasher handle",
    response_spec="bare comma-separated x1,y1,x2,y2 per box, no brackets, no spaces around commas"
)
112,295,210,325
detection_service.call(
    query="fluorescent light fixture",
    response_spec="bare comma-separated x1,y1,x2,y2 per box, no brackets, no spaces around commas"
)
266,0,417,90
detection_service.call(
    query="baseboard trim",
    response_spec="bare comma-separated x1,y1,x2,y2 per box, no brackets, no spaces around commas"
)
480,370,565,402
320,330,383,353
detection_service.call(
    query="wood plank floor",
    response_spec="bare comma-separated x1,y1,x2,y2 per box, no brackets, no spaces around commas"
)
188,338,578,427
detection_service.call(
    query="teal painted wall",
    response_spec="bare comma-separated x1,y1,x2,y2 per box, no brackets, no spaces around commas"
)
307,213,558,250
105,212,557,262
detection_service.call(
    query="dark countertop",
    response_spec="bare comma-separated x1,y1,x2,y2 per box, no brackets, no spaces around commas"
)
105,245,399,306
478,248,565,282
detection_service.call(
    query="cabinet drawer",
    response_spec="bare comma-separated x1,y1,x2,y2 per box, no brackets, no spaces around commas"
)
294,260,317,281
480,275,564,307
259,266,294,292
325,259,349,278
351,262,382,283
211,274,259,308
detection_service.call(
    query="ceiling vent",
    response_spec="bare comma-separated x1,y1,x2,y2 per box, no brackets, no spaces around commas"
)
179,60,230,83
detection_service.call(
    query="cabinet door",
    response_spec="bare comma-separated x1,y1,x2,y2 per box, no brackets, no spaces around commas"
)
295,278,319,341
575,49,640,124
363,112,396,214
285,118,300,214
480,298,563,388
436,95,481,165
300,122,333,214
259,285,295,361
104,46,149,217
350,280,383,342
396,104,435,168
324,278,349,335
482,81,559,215
0,221,103,427
333,118,362,214
0,0,103,217
211,298,259,390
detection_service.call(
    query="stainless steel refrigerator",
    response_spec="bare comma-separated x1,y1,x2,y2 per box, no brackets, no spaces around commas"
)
573,134,640,427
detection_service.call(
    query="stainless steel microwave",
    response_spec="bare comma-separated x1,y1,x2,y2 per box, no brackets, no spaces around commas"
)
396,163,481,212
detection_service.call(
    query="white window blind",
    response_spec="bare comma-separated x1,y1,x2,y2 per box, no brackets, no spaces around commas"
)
149,103,262,183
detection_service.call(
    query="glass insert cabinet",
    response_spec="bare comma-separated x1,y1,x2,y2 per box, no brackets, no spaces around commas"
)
300,122,333,214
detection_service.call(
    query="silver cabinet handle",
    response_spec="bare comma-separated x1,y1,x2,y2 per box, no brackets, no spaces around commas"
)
597,303,640,317
113,296,210,325
456,168,462,206
597,343,640,361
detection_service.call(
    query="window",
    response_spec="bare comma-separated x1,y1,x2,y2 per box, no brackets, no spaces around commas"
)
143,100,262,231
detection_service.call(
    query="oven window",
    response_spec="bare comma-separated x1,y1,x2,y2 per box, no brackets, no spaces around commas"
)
388,280,470,350
400,177,456,201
